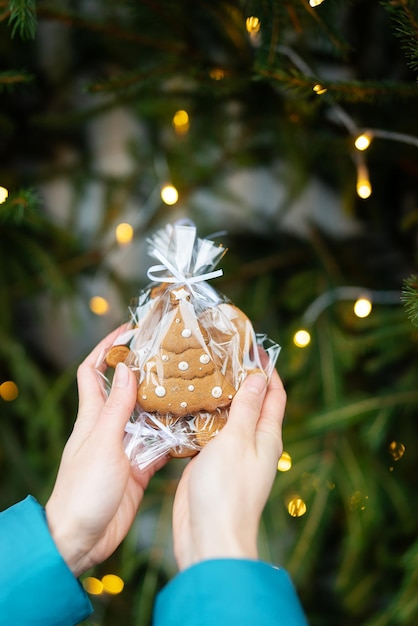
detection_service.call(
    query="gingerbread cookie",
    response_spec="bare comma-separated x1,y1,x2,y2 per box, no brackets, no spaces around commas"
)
136,286,237,417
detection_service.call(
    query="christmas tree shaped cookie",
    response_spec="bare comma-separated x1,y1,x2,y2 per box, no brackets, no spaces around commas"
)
136,285,237,417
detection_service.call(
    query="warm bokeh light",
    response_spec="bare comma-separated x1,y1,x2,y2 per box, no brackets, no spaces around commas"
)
0,186,9,203
102,574,125,595
354,297,372,318
83,577,104,595
293,329,311,348
309,0,325,6
389,440,406,461
172,109,190,135
89,296,109,315
115,222,134,245
277,451,292,472
354,133,372,151
246,16,261,33
349,490,368,511
209,68,225,80
356,180,372,199
287,496,307,517
0,380,19,401
161,184,179,205
313,83,327,95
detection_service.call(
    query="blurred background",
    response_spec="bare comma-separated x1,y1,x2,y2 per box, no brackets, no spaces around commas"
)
1,1,418,624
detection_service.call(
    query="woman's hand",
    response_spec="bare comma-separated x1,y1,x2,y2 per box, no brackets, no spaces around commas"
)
172,369,286,571
45,329,167,578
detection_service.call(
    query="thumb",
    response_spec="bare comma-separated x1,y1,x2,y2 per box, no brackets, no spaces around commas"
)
99,362,137,440
227,372,268,436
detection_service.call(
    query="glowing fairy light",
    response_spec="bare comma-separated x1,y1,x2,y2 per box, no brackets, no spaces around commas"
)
161,184,179,205
209,68,225,80
277,451,292,472
83,577,104,595
349,491,368,511
313,83,327,95
354,297,372,318
101,574,125,595
287,496,307,517
89,296,109,316
246,16,261,33
356,162,372,198
0,186,8,203
293,329,311,348
389,441,406,461
115,222,134,245
0,380,19,401
354,133,372,151
309,0,326,6
173,109,190,135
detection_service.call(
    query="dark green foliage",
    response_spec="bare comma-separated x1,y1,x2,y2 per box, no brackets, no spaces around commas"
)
1,1,418,625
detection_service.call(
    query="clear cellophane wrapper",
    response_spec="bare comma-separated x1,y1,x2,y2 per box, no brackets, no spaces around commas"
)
96,222,281,470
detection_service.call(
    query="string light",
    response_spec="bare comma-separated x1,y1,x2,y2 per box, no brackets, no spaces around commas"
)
172,109,190,135
209,68,225,80
354,133,372,151
278,451,292,472
293,329,311,348
349,491,368,511
313,83,327,95
309,0,326,6
0,186,8,203
354,297,372,318
101,574,125,595
83,577,104,595
115,222,134,245
161,184,179,205
389,441,406,461
246,16,261,33
0,380,19,401
356,163,372,200
89,296,109,315
287,496,307,517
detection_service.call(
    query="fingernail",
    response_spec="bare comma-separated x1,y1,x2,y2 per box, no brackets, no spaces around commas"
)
114,362,130,388
244,372,267,395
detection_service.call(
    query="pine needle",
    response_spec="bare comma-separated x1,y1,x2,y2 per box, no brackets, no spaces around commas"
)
401,274,418,327
7,0,37,40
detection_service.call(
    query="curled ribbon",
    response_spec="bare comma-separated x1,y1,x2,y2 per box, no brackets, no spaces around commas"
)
147,248,223,286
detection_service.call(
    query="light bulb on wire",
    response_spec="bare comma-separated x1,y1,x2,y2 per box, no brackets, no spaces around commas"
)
355,133,372,151
0,186,9,203
161,184,179,205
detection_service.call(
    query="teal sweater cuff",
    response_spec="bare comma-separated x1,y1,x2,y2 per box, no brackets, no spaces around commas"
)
153,558,309,626
0,495,93,626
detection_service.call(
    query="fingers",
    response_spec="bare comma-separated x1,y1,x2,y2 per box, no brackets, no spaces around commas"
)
75,326,130,433
255,369,286,459
226,372,268,437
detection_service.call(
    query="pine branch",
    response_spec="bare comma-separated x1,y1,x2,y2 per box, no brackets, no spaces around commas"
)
382,0,418,77
7,0,37,40
401,274,418,327
0,188,40,223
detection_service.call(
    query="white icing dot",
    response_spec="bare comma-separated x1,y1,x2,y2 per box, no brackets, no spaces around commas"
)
188,385,195,391
162,354,169,361
178,361,189,371
228,394,233,399
182,328,192,338
155,386,166,397
211,386,222,398
180,401,187,408
142,394,147,400
175,318,180,324
200,354,210,364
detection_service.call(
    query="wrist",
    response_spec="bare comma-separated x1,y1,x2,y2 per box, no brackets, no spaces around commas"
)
45,502,93,578
176,531,259,571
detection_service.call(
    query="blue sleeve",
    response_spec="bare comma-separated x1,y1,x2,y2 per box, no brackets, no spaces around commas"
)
0,496,93,626
153,559,309,626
